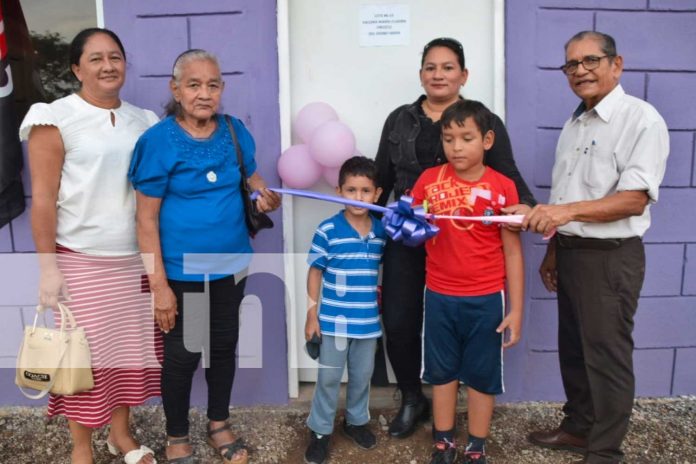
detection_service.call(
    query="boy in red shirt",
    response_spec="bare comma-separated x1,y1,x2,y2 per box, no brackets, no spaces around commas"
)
411,100,524,464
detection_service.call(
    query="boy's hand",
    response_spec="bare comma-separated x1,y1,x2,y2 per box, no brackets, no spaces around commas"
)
305,307,321,341
496,311,523,348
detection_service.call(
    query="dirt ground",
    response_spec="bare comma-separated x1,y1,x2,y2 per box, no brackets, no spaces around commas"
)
1,397,695,463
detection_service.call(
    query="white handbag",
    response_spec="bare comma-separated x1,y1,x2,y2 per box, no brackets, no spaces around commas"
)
15,302,94,399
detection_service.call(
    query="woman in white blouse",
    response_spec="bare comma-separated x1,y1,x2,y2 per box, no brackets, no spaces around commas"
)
20,28,161,464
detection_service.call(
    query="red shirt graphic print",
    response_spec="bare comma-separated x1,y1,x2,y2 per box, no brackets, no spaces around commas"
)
412,164,519,296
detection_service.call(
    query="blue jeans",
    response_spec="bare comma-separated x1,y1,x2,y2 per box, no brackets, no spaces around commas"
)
306,335,377,435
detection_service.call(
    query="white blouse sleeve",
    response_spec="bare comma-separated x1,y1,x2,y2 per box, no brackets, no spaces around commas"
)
143,109,160,127
19,103,57,141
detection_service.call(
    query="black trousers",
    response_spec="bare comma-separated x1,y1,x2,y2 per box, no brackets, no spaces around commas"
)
162,275,246,437
381,239,427,392
556,236,645,464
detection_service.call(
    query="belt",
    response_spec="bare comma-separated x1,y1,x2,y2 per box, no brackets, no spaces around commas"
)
556,234,641,250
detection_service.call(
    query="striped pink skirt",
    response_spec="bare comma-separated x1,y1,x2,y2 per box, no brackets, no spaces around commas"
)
47,245,163,428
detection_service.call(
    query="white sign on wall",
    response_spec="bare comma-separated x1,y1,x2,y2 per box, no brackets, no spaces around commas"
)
359,4,410,47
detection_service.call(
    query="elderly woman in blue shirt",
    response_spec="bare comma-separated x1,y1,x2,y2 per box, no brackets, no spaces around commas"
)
128,49,279,464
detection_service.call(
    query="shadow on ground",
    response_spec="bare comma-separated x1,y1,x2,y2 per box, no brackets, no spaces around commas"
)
0,397,694,463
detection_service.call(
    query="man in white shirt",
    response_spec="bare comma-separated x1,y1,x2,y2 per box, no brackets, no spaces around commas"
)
523,31,669,464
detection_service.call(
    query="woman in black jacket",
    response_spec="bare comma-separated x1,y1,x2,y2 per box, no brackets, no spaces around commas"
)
375,37,535,439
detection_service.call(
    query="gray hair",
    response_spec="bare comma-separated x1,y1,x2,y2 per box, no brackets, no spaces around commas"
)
564,31,617,57
164,49,221,117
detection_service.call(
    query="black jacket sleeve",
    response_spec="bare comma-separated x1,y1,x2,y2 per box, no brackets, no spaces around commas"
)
375,109,398,207
485,114,537,206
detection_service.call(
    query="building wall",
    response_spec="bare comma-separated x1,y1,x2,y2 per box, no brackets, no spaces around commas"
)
0,0,289,406
506,0,696,400
2,0,694,406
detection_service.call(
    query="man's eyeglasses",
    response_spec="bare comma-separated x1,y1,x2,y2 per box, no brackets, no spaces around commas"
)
560,55,615,75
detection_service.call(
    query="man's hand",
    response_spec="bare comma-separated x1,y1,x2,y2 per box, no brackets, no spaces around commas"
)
539,243,558,292
523,203,574,236
500,203,532,231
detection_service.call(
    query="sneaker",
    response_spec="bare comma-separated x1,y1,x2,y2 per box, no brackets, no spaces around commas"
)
342,420,377,450
304,431,330,464
463,450,488,464
430,441,457,464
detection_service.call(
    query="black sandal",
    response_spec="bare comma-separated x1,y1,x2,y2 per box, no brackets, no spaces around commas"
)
166,436,196,463
207,423,249,464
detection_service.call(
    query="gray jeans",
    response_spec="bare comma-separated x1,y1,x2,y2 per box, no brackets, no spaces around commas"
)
307,335,377,435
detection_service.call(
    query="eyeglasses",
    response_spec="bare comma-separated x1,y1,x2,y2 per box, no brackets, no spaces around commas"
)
560,55,615,75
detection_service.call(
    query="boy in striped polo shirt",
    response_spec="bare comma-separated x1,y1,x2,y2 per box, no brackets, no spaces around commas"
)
304,156,386,464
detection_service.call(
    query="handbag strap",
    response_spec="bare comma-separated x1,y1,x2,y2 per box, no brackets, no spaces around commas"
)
17,333,71,400
224,115,250,192
19,302,78,400
32,302,77,334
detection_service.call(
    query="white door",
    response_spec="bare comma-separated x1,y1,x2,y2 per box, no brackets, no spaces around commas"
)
287,0,504,382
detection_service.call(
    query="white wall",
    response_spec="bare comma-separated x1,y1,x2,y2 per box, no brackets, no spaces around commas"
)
287,0,499,381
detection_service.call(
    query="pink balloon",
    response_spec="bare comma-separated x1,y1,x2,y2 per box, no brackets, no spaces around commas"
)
322,150,363,187
294,102,339,144
277,144,322,189
309,121,356,168
322,166,341,188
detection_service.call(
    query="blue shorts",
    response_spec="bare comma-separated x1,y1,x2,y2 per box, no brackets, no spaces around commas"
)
422,288,505,395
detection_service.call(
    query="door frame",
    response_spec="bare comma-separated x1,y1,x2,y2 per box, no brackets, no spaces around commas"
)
279,0,506,398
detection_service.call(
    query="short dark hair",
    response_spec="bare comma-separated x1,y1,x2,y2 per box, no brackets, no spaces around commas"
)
441,99,493,136
338,156,379,188
421,37,465,69
564,31,617,57
69,28,126,78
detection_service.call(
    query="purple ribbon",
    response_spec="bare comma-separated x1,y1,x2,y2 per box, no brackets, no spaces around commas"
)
253,187,550,241
252,188,438,246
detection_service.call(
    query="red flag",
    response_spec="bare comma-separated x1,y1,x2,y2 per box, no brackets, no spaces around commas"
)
0,0,31,228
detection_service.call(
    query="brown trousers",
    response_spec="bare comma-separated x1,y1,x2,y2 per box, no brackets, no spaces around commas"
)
556,235,645,464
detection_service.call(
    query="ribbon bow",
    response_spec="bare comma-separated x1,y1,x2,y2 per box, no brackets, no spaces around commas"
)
382,196,439,247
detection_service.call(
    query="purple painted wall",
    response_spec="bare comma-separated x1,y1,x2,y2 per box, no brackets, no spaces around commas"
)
505,0,696,401
0,0,288,406
2,0,694,406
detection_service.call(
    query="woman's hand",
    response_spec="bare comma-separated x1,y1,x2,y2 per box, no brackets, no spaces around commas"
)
152,284,178,333
38,268,70,308
255,187,281,213
247,172,281,212
500,203,532,231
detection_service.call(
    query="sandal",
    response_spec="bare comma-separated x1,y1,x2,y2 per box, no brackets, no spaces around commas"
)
207,423,249,464
106,440,157,464
165,436,196,463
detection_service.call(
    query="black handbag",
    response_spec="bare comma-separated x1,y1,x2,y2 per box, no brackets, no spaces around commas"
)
225,116,274,237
